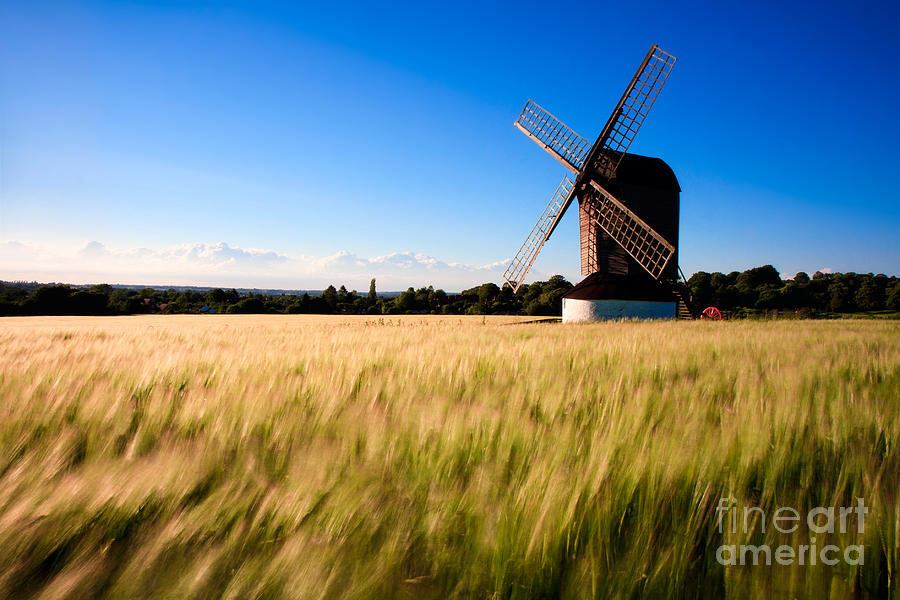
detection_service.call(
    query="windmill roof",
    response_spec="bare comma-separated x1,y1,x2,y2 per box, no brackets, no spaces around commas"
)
610,152,681,192
563,272,675,302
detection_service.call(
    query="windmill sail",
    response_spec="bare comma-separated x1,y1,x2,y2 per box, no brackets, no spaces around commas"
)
590,45,677,180
503,175,576,292
582,180,675,280
514,100,592,175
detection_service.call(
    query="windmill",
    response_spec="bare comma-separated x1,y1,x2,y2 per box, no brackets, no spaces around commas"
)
504,44,694,321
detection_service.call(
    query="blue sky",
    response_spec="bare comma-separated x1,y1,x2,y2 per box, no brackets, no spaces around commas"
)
1,0,898,290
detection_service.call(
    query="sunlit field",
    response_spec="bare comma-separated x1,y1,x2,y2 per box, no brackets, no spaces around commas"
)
0,315,897,599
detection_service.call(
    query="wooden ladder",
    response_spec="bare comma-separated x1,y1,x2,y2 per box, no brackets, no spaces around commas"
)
673,288,695,320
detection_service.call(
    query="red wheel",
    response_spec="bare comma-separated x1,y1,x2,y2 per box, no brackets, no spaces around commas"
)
701,306,722,320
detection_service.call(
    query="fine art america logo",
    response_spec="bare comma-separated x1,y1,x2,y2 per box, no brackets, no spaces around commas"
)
715,497,867,566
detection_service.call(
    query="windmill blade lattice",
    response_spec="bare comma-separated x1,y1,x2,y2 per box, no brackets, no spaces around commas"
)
592,45,677,180
514,100,592,175
583,180,675,280
503,175,576,292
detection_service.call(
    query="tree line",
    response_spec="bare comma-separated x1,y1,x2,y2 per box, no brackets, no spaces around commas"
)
0,276,575,317
684,266,899,316
1,267,897,317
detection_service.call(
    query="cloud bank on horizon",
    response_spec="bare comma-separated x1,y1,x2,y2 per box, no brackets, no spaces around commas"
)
0,240,518,291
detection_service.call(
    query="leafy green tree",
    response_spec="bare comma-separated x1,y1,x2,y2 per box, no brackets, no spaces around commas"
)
687,271,712,308
755,286,781,310
1,287,28,305
0,298,20,316
28,285,73,315
167,291,193,313
414,287,433,310
520,275,572,315
322,285,337,310
70,291,109,314
89,284,113,297
227,297,266,313
546,275,572,291
287,293,312,314
477,283,500,313
886,282,900,310
264,299,284,313
706,272,740,310
710,272,728,291
391,288,416,313
206,288,227,304
855,277,884,311
736,266,781,306
781,279,812,310
491,284,519,314
828,282,854,312
123,295,147,313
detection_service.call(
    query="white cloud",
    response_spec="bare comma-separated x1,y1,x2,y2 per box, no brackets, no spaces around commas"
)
0,240,520,291
79,240,109,258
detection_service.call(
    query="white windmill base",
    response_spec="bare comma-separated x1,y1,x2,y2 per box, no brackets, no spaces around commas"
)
562,298,677,323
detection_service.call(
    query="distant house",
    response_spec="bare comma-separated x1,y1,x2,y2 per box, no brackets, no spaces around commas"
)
143,297,162,313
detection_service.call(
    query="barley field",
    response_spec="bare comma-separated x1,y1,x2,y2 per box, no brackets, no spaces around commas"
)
0,315,897,599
